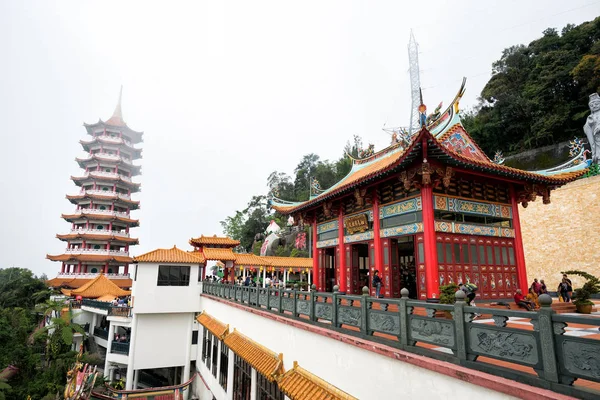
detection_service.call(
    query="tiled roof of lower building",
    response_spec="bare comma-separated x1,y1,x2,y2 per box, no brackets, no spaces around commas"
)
202,247,237,261
224,330,284,381
190,235,240,248
47,277,132,289
260,256,312,268
196,311,229,339
278,361,358,400
133,245,206,264
67,274,131,298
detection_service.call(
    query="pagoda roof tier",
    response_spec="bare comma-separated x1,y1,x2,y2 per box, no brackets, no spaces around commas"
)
75,155,142,175
47,275,132,289
133,246,206,264
66,192,140,209
59,274,131,298
71,172,141,190
272,125,584,215
56,232,139,245
80,137,143,158
61,212,140,227
189,235,240,248
46,253,133,263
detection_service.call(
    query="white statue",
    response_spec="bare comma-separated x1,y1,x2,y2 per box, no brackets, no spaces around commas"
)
584,92,600,164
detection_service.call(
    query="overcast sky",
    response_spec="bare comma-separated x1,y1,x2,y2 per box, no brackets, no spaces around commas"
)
1,1,598,277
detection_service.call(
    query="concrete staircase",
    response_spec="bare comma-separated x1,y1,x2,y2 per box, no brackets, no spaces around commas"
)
551,302,598,314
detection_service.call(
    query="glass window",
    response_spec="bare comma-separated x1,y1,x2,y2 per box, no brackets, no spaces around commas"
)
211,337,218,376
494,246,501,265
462,244,470,264
418,242,425,262
257,372,285,400
454,244,461,263
157,266,191,286
486,246,494,265
233,354,252,400
192,330,198,345
470,244,478,264
508,247,515,265
501,247,508,266
445,243,452,264
437,243,444,263
219,344,229,389
479,245,485,265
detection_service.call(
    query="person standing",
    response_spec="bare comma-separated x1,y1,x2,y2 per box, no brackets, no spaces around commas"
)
531,278,542,295
558,278,570,302
372,270,383,298
563,274,573,302
539,279,548,294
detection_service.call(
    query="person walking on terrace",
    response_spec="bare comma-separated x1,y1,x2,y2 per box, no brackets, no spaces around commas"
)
514,289,535,311
539,279,548,294
372,270,383,298
558,278,570,302
531,278,542,295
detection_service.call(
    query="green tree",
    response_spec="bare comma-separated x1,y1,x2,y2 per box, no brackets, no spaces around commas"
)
0,268,49,309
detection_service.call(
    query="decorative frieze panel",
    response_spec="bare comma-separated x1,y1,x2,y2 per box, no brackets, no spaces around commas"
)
316,238,339,248
468,326,539,366
317,220,338,234
338,306,362,327
557,338,600,382
315,303,333,321
408,317,455,348
369,311,400,335
434,195,512,219
381,223,424,238
344,231,374,244
296,300,310,315
380,197,422,219
434,221,514,238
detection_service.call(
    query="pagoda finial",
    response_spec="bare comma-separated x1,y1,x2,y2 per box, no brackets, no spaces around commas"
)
106,86,126,126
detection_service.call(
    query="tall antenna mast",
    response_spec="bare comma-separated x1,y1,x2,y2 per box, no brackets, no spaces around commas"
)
408,30,421,134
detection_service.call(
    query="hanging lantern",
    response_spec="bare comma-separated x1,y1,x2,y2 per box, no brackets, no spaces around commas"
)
240,266,244,271
260,266,264,272
288,267,293,274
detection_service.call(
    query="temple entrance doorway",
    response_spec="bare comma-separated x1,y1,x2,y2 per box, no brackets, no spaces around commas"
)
392,236,417,299
350,243,369,294
324,247,336,292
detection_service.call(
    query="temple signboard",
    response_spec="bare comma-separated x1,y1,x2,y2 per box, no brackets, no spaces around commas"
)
344,214,369,234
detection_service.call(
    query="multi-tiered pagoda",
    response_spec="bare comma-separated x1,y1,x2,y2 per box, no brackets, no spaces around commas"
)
47,89,142,282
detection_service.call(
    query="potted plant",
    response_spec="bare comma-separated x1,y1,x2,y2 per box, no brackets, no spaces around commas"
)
437,283,459,319
562,270,600,314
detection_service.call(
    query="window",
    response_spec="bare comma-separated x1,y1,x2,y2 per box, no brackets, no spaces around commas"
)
470,244,478,264
257,372,285,400
486,246,494,265
478,245,485,265
462,244,469,263
233,354,252,400
157,265,190,286
508,247,515,265
445,243,452,264
454,244,461,263
201,328,209,362
192,330,198,345
501,247,508,266
219,344,229,389
437,243,444,263
211,336,218,377
417,242,425,263
198,266,204,282
203,330,213,368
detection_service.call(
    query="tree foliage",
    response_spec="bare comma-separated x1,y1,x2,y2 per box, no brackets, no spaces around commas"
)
464,17,600,155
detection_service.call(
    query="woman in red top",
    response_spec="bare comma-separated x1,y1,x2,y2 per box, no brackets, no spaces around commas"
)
514,289,535,311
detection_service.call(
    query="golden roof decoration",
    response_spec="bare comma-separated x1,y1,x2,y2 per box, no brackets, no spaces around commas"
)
224,330,284,381
278,361,358,400
133,245,206,264
196,311,229,339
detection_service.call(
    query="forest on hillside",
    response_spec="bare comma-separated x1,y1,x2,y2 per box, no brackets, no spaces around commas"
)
221,17,600,252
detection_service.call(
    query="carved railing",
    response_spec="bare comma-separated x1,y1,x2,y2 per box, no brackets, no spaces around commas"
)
201,282,600,400
108,306,132,318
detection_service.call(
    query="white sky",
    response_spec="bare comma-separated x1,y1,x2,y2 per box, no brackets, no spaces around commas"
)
0,1,598,277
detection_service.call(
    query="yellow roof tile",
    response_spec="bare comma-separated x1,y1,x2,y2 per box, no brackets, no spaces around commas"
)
47,277,132,289
260,256,312,268
234,253,271,266
202,247,237,261
224,330,284,381
190,235,240,247
196,311,229,339
278,361,358,400
70,274,131,298
133,246,206,264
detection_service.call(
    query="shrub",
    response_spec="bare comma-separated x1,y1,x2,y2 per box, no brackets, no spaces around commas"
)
561,270,600,306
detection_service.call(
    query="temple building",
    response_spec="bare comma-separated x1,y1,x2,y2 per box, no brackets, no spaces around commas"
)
46,88,142,288
271,81,584,301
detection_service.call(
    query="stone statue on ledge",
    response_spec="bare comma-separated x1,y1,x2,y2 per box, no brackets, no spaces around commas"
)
584,92,600,164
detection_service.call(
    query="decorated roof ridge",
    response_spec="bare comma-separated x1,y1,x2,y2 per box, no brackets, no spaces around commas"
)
70,174,142,186
55,233,139,244
65,193,141,204
278,361,358,400
46,253,133,263
196,311,229,339
189,235,240,247
83,88,144,142
60,213,140,226
224,329,284,381
133,245,206,264
67,273,131,298
436,121,491,163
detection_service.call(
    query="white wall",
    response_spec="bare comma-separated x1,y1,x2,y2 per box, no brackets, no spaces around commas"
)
132,313,194,370
131,263,202,314
199,296,517,400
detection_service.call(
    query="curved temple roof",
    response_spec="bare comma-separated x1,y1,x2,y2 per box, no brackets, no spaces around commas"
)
271,80,586,215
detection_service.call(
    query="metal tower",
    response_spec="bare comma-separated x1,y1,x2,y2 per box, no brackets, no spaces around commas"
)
408,30,421,134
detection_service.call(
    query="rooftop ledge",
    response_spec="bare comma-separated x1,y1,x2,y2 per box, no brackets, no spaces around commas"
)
201,283,600,400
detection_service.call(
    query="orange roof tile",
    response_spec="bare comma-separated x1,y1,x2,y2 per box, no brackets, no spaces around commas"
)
56,233,139,245
69,274,131,298
278,361,358,400
190,235,240,248
202,247,236,261
260,256,312,268
47,277,132,289
133,246,206,264
196,312,229,339
234,253,271,266
46,254,133,263
224,330,284,381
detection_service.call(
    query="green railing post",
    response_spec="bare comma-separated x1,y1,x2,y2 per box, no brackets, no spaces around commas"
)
361,286,369,335
537,294,560,382
332,285,339,328
309,284,316,322
453,290,468,360
398,288,410,346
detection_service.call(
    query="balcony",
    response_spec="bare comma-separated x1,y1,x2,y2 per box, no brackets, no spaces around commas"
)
70,228,130,238
93,326,109,340
94,134,134,147
64,248,129,257
83,299,112,310
82,152,136,166
72,208,130,218
86,171,133,183
56,272,130,280
108,306,132,318
110,341,130,355
80,189,132,201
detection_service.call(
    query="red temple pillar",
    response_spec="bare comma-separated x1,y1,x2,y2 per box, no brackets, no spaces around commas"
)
103,263,109,274
77,262,82,274
510,186,528,293
337,209,347,292
124,264,129,275
421,182,440,300
312,219,320,290
61,263,65,273
372,190,385,294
